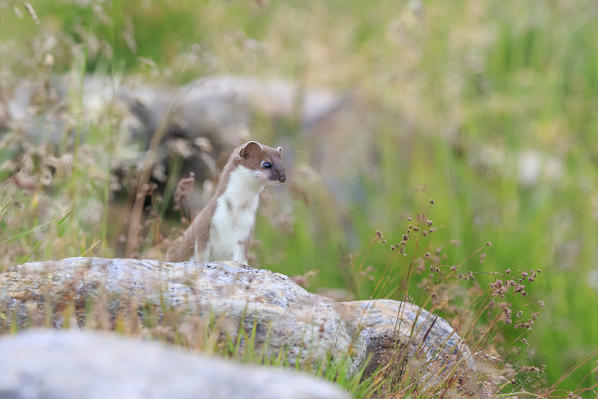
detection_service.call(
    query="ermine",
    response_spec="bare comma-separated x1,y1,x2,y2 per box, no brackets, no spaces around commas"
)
166,141,286,263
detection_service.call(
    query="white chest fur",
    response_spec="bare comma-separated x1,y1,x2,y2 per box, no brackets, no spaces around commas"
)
201,166,264,263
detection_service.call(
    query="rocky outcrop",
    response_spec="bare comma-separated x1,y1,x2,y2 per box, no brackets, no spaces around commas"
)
1,75,353,218
0,257,474,386
4,75,347,178
0,329,349,399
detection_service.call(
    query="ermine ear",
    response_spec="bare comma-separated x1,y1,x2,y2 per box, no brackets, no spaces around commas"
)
239,141,263,159
277,146,283,153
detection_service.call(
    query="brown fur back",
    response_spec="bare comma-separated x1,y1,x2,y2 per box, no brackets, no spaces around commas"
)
165,202,215,261
165,150,242,262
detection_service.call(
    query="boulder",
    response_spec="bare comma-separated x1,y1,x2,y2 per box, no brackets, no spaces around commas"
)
0,329,349,399
4,74,347,166
0,258,474,385
1,74,352,215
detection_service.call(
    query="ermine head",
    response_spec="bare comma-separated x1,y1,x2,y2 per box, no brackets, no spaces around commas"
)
238,141,286,184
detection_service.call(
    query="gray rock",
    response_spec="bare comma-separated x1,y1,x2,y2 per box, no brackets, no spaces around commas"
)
1,74,350,213
183,75,348,126
0,257,474,386
0,329,349,399
4,74,346,153
117,75,348,183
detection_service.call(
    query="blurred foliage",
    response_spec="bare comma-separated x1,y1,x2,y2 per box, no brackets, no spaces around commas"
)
1,0,598,396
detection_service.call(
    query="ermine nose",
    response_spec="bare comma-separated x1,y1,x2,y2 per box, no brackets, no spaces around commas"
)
279,175,286,183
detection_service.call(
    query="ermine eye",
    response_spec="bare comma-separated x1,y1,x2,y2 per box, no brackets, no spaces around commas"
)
262,161,272,169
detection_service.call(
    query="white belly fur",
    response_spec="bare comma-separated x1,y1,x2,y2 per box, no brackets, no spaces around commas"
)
202,166,263,262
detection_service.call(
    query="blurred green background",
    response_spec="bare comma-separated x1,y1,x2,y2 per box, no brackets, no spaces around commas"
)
1,0,598,395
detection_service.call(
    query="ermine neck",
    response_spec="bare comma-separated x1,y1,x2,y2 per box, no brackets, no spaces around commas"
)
221,166,264,200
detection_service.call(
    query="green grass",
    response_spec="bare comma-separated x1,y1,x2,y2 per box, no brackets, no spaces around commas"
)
1,0,598,396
